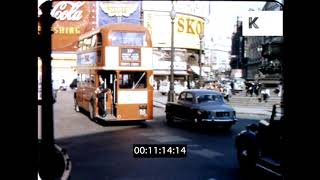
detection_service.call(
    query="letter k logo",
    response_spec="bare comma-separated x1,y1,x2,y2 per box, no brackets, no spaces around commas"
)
249,17,259,29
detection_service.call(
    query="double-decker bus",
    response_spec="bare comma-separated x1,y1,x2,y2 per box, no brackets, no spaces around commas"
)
74,23,153,122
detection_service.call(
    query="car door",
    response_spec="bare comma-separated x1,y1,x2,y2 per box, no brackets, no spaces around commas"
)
175,92,187,119
180,92,194,121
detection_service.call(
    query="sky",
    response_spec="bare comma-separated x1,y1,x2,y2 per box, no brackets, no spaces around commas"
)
207,1,266,47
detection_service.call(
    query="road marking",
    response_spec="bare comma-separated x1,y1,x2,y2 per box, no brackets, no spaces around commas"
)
189,149,224,159
187,144,202,149
140,132,168,137
148,135,191,143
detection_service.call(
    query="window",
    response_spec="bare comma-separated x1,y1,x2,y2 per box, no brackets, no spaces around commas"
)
91,35,97,48
197,94,222,103
185,93,193,102
84,38,92,50
78,40,84,50
111,32,147,46
179,92,186,101
119,72,146,89
97,33,102,47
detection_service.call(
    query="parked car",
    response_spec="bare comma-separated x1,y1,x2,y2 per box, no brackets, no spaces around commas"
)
235,103,285,178
165,89,237,130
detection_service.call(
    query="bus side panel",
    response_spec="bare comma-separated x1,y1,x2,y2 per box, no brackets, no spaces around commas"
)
147,70,153,120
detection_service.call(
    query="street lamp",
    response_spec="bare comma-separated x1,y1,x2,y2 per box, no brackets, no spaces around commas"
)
198,32,204,88
168,2,176,102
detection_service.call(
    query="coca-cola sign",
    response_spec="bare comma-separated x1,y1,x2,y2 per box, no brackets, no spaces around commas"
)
38,1,97,52
51,1,85,21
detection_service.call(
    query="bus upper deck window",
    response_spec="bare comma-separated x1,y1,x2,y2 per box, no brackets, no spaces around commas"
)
111,32,146,46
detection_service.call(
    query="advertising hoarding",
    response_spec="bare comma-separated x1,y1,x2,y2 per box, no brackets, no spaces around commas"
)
98,1,141,26
38,1,97,52
143,11,205,50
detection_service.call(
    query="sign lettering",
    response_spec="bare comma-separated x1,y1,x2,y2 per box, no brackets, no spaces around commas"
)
249,17,259,29
177,17,204,36
51,2,85,21
100,2,138,17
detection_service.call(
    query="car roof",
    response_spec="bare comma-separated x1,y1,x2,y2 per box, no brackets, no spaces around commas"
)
182,89,222,96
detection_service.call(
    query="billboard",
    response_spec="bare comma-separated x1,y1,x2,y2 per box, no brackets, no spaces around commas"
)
143,11,205,50
98,1,142,26
38,1,97,52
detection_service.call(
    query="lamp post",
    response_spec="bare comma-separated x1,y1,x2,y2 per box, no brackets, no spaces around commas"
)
199,32,204,88
39,0,56,149
168,2,176,102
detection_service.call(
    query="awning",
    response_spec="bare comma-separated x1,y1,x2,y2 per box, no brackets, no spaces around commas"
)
190,66,208,77
154,70,188,76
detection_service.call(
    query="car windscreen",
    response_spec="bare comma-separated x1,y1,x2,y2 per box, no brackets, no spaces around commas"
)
196,94,223,104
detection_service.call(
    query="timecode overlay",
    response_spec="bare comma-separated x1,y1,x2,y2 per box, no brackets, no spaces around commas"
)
133,144,187,158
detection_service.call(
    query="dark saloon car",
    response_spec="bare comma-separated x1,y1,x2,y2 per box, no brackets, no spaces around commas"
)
165,89,237,129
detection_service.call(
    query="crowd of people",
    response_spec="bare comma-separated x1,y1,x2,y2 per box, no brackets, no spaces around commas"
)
245,81,282,102
154,78,283,103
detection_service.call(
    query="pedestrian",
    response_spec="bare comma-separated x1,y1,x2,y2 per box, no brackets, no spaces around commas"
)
265,88,270,102
95,75,110,117
153,80,157,90
224,84,232,102
260,87,270,103
246,81,253,96
191,81,195,89
278,83,282,97
254,82,261,96
230,81,235,95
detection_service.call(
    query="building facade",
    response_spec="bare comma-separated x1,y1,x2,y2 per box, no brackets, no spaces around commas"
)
230,0,284,85
142,1,210,85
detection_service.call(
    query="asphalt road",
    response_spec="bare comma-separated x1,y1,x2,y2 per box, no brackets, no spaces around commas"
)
39,90,275,180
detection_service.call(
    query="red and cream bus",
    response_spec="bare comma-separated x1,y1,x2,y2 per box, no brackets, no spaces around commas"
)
74,23,153,121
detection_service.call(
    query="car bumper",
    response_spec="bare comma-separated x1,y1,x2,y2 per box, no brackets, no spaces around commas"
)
201,118,237,124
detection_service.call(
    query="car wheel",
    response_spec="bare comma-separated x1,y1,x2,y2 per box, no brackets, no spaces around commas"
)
161,92,166,95
74,99,80,112
89,102,96,121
